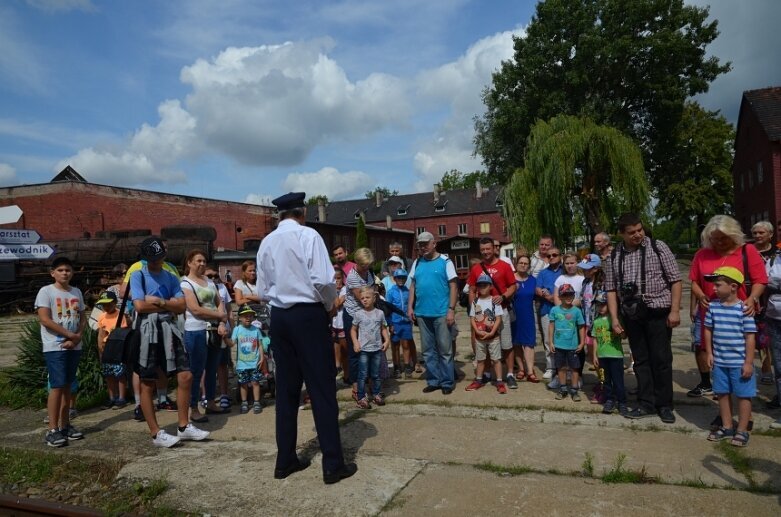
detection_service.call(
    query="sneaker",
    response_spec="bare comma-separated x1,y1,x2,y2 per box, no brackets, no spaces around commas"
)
543,369,554,380
404,367,413,379
200,397,208,409
547,377,561,390
496,382,507,394
373,393,386,406
356,397,372,409
45,429,67,448
64,425,84,440
113,398,127,409
152,429,181,448
570,390,581,402
240,402,249,414
624,407,655,419
555,389,568,400
68,408,78,420
177,423,210,441
253,402,262,414
158,398,178,412
602,400,616,414
393,368,401,379
101,399,114,410
465,380,484,391
769,418,781,430
618,404,629,417
658,407,676,424
133,406,145,422
505,375,518,390
687,384,713,397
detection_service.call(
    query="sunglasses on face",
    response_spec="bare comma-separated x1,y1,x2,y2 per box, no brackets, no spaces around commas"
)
547,253,560,258
206,274,218,279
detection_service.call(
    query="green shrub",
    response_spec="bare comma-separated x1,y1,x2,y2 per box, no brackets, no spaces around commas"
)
0,320,106,409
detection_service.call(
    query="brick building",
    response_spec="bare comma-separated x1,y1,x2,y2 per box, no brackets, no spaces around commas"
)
733,87,781,232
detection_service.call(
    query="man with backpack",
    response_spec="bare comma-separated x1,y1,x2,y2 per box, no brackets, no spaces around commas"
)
604,213,682,423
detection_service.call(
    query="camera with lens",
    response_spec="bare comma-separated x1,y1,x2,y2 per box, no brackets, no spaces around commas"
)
621,282,638,298
619,282,646,320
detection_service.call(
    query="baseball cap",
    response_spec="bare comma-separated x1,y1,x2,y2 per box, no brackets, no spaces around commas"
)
476,273,493,285
558,283,576,296
238,303,257,316
579,253,602,270
393,268,408,278
139,236,166,261
416,231,435,243
388,256,404,265
96,291,118,305
593,290,607,304
704,266,744,285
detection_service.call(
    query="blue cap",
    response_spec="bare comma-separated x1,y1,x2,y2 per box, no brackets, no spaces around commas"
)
579,253,601,270
393,269,408,278
594,290,607,304
476,273,493,285
272,192,306,211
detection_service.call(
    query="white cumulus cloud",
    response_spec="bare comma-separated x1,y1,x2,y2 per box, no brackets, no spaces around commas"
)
0,163,16,184
282,166,375,201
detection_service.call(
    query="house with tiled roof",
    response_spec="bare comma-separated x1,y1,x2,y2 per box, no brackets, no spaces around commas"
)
733,86,781,232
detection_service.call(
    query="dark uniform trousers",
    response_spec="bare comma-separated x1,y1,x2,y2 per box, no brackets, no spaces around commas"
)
623,308,674,412
270,303,344,473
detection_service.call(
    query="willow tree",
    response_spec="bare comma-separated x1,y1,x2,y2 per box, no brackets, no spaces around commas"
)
503,115,649,247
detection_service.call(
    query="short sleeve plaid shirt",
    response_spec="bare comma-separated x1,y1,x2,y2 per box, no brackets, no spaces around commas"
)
603,237,681,309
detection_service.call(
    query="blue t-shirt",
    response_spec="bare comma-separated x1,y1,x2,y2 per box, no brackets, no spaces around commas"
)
409,255,457,317
704,300,757,367
232,325,264,370
130,266,183,302
549,305,585,350
538,265,563,316
386,284,411,326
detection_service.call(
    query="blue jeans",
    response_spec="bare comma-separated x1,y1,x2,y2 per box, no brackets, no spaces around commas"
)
418,316,454,389
184,330,220,407
357,350,381,400
600,357,627,404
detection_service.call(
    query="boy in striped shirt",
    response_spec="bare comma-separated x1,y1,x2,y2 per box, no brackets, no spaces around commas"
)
703,266,757,447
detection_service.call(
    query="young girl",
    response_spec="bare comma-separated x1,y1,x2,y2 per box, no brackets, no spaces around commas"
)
590,292,627,415
578,253,604,399
350,286,390,409
332,269,349,383
227,304,267,414
96,291,128,409
553,253,585,306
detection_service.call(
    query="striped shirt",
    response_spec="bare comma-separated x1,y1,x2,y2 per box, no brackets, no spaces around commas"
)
704,300,757,367
603,237,681,309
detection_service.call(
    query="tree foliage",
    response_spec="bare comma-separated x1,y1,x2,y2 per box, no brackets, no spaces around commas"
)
654,101,734,229
306,194,329,206
355,215,369,250
364,186,398,199
474,0,730,186
504,115,649,247
438,169,493,191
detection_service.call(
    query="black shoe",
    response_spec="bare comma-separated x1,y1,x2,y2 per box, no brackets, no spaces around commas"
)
441,388,453,395
766,396,781,410
687,384,713,397
422,385,440,393
658,407,676,424
624,407,654,419
274,457,311,479
323,462,357,484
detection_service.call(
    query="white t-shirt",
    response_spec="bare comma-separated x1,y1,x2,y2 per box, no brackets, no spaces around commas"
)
34,284,85,352
233,279,257,299
332,285,347,330
180,278,219,332
554,274,585,301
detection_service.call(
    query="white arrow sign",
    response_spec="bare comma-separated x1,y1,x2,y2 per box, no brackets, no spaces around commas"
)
0,205,23,224
0,229,41,244
0,243,55,261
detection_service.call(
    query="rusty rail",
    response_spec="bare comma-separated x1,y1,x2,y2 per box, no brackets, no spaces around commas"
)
0,494,102,516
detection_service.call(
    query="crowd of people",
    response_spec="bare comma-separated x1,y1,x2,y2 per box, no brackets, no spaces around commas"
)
33,198,781,478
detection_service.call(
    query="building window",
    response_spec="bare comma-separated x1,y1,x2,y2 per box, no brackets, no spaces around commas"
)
397,204,410,216
416,226,426,235
757,161,764,184
480,222,490,234
438,224,447,237
455,254,469,269
434,200,448,212
458,223,467,235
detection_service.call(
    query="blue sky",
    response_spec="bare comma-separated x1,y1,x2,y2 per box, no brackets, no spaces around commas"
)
0,0,779,205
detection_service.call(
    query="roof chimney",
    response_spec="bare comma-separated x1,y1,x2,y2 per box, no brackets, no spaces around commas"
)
317,198,326,222
475,180,482,199
375,190,382,208
386,215,392,230
433,183,440,203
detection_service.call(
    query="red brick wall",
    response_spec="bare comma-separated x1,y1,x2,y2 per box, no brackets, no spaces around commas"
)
0,182,274,249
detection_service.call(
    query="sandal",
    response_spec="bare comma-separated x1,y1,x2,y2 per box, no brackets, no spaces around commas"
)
517,372,526,381
707,427,735,442
527,373,540,384
730,431,750,447
219,395,231,409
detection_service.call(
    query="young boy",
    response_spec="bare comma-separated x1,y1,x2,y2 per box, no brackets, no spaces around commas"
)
96,291,128,409
590,291,627,415
227,304,267,414
549,283,586,401
387,269,415,378
35,257,87,447
350,286,391,409
465,274,506,393
704,266,757,447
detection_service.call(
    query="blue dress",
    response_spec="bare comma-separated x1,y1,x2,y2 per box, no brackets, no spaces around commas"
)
511,275,537,346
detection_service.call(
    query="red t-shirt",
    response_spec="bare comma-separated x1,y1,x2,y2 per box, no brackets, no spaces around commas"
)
467,259,516,308
689,244,768,300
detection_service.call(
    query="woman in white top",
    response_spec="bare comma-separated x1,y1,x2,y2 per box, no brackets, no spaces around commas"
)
181,250,228,422
332,268,349,382
553,252,585,306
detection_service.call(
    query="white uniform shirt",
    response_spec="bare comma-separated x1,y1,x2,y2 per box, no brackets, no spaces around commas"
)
256,218,337,310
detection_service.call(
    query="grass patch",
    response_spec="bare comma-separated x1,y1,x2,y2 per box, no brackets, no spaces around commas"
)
600,453,657,484
475,461,535,476
133,478,169,504
581,452,594,477
0,448,60,484
751,428,781,438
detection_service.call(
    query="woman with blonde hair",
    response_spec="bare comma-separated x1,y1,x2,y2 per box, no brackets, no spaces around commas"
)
688,215,767,398
343,248,377,399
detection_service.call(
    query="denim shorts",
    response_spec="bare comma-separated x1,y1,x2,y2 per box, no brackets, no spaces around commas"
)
712,365,756,398
554,348,581,370
392,322,413,341
44,350,82,389
236,368,262,385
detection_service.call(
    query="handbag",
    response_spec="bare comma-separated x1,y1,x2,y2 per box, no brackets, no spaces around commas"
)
103,274,142,365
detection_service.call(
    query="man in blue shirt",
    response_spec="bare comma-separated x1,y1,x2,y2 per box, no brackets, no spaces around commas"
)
536,247,563,380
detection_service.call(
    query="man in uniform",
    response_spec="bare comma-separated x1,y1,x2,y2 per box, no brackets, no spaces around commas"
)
257,192,357,484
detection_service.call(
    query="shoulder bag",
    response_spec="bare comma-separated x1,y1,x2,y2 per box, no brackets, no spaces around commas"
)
102,273,143,365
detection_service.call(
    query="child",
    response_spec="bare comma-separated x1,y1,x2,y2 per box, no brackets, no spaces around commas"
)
350,286,391,409
386,269,415,378
590,291,627,415
549,283,586,401
227,304,267,414
704,267,757,447
332,269,349,383
35,257,87,447
96,291,128,410
465,274,506,393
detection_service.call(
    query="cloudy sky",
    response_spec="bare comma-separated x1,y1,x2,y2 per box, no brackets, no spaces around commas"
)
0,0,779,205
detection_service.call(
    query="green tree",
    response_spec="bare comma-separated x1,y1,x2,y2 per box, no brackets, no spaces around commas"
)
364,186,398,199
504,115,649,247
655,101,735,229
438,169,493,191
306,194,329,206
355,215,369,250
474,0,730,186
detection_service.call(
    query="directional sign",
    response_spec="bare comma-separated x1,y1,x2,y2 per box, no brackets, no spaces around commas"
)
0,205,23,224
0,243,55,261
0,229,42,244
